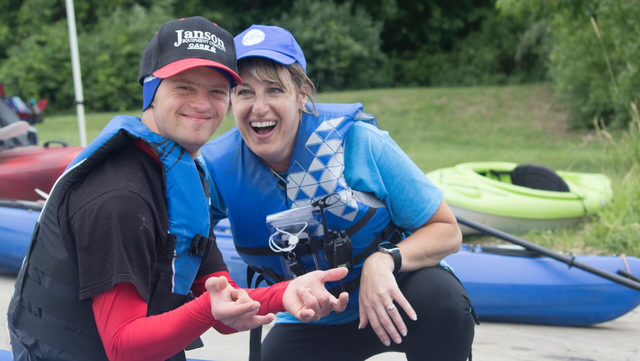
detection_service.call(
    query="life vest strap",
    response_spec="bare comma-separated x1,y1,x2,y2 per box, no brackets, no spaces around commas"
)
344,207,376,237
12,304,107,360
352,222,403,266
247,266,284,286
249,326,262,361
239,220,402,284
328,275,361,297
21,276,95,328
29,242,79,287
189,234,216,260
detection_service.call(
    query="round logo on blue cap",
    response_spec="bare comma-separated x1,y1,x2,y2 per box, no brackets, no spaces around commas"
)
242,29,266,46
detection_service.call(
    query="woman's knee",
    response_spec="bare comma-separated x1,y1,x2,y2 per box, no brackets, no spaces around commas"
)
398,266,475,324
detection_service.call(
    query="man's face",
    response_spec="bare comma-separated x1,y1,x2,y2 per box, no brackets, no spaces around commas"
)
144,67,230,157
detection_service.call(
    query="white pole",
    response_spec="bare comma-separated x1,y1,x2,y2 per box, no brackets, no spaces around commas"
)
65,0,87,146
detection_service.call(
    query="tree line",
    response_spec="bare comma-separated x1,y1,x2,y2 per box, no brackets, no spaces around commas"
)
0,0,636,128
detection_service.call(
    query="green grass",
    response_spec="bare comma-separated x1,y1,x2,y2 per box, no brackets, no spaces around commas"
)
319,84,607,173
38,84,640,257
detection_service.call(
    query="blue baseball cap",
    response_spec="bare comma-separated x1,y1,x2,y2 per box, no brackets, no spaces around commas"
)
234,25,306,72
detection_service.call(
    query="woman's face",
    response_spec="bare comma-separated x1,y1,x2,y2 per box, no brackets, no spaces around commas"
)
231,67,307,173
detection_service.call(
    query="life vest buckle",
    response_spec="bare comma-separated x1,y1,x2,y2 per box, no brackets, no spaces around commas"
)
189,234,216,260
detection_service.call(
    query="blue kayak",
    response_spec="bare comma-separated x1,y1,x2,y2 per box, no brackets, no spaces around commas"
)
197,223,640,326
444,244,640,326
2,200,639,326
0,200,248,286
0,199,41,273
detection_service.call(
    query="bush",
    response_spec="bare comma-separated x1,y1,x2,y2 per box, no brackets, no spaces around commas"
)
0,21,76,112
80,5,173,112
549,1,640,128
275,0,391,92
500,0,640,128
391,7,547,87
0,2,173,113
581,105,640,256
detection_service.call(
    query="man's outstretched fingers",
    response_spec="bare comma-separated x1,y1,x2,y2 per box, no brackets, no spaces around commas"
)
318,267,348,283
296,287,319,322
205,276,228,293
246,313,276,329
332,292,349,312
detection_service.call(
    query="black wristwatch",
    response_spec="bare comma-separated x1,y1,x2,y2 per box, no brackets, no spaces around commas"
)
377,243,402,272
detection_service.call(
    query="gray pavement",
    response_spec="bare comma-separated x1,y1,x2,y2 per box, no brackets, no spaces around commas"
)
1,270,638,361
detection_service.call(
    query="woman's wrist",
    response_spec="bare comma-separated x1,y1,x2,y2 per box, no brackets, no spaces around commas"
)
365,251,395,272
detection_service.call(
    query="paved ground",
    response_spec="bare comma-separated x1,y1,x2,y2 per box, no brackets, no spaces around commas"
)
1,270,638,361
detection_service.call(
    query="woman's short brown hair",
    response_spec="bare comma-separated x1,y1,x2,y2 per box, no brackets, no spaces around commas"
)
236,57,318,115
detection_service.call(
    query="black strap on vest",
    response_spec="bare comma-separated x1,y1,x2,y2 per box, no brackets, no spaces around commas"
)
345,207,376,237
235,220,400,266
247,266,282,286
12,241,108,360
352,222,403,266
246,265,273,361
21,277,96,328
243,216,403,361
13,306,108,360
190,233,216,260
249,326,262,361
239,219,402,297
235,207,379,257
29,243,79,287
325,222,403,298
328,275,361,298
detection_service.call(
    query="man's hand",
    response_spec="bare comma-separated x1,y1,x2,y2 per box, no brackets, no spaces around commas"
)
283,268,350,322
206,276,275,331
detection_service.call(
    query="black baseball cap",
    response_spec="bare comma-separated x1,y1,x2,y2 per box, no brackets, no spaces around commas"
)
139,17,242,110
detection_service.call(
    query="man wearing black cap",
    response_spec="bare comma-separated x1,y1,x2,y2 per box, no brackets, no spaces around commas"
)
6,17,348,361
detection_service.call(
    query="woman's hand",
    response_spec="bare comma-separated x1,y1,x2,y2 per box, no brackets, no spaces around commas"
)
206,276,276,331
283,268,349,322
357,201,460,346
358,252,417,346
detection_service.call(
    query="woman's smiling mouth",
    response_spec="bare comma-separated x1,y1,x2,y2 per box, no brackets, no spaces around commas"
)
251,121,277,135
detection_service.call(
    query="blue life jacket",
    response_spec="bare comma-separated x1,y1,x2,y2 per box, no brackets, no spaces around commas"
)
7,116,215,361
202,103,399,324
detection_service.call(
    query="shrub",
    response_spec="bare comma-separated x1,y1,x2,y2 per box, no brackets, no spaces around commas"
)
499,0,640,128
80,5,173,112
390,7,547,87
0,21,76,112
0,3,172,112
275,0,390,92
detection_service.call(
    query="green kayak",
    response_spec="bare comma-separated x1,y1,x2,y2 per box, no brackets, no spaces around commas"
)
426,162,613,235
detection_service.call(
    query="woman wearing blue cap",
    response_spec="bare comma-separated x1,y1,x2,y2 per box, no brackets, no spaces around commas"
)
201,25,477,361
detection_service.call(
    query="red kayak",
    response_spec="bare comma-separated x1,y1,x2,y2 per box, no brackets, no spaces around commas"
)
0,144,82,201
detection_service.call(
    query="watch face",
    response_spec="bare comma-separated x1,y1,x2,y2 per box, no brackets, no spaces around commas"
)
378,243,399,253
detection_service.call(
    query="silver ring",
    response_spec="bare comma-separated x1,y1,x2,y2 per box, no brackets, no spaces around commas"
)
385,304,396,312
